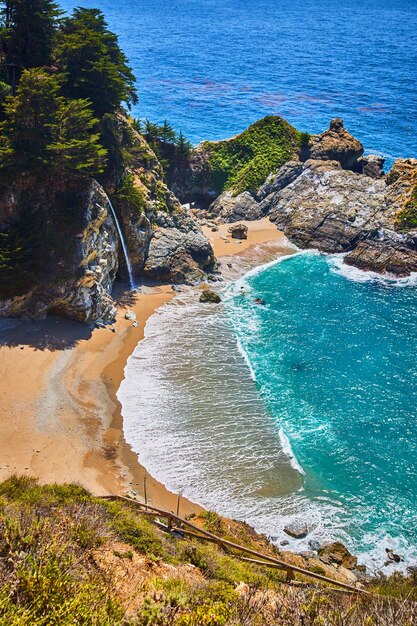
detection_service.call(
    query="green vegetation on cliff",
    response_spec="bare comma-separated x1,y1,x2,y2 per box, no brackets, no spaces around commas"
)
0,477,416,625
201,116,303,196
395,183,417,231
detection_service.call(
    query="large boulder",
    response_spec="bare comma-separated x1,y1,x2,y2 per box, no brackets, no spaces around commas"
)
210,191,263,222
143,210,216,284
303,118,364,170
229,223,248,240
318,542,357,570
266,160,387,252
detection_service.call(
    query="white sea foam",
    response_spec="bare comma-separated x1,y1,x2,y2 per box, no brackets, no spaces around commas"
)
329,254,417,287
117,247,417,572
235,336,256,382
278,428,306,476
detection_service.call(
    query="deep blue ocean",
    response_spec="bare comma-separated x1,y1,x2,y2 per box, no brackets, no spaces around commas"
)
60,0,417,567
60,0,417,163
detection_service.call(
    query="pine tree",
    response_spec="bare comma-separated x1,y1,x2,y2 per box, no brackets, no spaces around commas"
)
0,0,61,86
160,119,175,144
0,68,61,164
47,99,107,175
0,68,106,175
56,8,137,118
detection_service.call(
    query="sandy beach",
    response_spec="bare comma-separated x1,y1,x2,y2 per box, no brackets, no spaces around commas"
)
0,218,285,512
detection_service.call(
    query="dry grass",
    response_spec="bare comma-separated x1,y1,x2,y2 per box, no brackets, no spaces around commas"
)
0,476,416,625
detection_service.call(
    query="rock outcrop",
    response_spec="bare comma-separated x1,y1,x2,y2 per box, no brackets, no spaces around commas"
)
0,175,118,322
302,118,364,169
0,116,216,322
201,120,417,276
100,114,216,286
266,159,387,252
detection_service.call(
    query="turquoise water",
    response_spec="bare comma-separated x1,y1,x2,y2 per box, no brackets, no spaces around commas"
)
59,0,417,163
227,253,417,562
118,251,417,569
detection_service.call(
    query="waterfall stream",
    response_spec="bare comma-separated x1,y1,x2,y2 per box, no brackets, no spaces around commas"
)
105,193,134,289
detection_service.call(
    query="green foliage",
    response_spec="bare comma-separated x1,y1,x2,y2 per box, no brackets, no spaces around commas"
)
0,477,416,624
203,115,301,195
0,69,106,174
202,510,224,533
56,7,137,117
47,98,107,175
141,118,192,178
0,0,61,74
395,184,417,231
115,173,145,215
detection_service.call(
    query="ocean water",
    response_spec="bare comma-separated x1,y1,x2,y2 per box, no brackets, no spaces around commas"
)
59,0,417,163
118,252,417,570
58,0,417,568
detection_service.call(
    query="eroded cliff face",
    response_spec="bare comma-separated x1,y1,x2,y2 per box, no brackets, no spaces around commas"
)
0,174,119,322
203,120,417,276
105,115,216,284
0,116,216,323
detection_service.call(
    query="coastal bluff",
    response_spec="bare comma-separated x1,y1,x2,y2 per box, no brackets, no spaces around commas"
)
0,115,216,323
178,117,417,278
1,114,416,324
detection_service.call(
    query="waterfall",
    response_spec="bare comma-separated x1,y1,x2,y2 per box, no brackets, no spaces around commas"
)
105,193,134,289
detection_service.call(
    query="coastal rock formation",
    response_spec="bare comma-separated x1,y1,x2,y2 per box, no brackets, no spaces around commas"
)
302,118,364,169
170,116,303,207
355,154,385,179
143,215,215,284
0,116,216,322
210,191,263,222
266,159,387,252
200,121,417,276
318,542,358,570
101,114,216,284
0,175,118,322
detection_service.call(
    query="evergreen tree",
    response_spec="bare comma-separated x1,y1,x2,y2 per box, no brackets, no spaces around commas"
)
0,68,106,174
56,8,137,117
47,99,107,175
160,119,175,144
0,68,61,164
175,130,192,166
0,0,60,86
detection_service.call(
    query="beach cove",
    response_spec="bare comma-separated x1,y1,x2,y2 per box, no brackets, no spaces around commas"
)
0,218,286,514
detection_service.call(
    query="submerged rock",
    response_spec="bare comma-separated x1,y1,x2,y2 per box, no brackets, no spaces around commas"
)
199,289,221,304
284,523,309,539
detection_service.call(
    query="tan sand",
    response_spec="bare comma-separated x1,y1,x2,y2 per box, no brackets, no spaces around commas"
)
0,217,286,513
202,217,286,257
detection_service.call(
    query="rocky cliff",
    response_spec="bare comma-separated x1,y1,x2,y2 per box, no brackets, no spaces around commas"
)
0,116,216,323
203,119,417,276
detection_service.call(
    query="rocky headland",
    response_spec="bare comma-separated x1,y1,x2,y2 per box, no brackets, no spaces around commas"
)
179,117,417,278
1,113,416,324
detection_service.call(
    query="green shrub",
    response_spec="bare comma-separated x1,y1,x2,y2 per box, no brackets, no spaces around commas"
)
115,172,145,215
203,116,301,196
